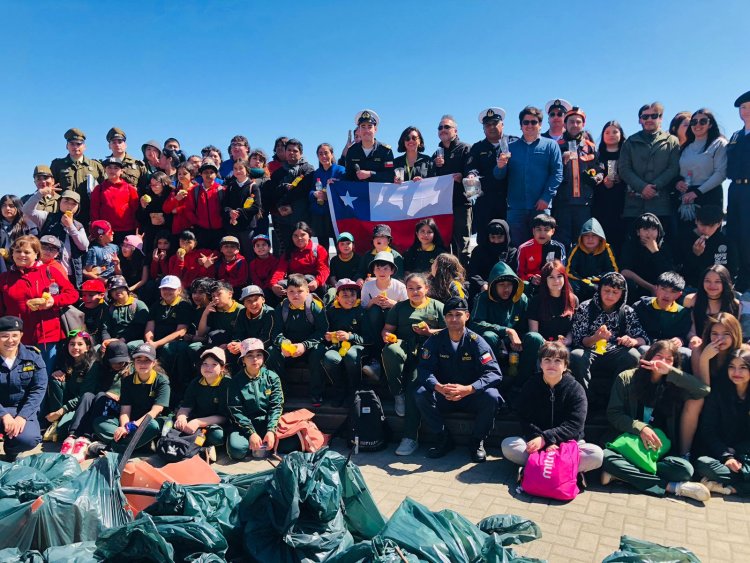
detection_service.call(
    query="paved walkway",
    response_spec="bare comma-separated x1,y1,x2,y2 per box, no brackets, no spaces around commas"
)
216,443,750,563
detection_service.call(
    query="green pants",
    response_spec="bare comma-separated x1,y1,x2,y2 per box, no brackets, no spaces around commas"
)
93,416,162,452
382,340,420,440
694,456,750,496
314,344,365,396
477,330,544,387
227,423,269,460
602,448,693,497
267,347,322,397
180,424,225,448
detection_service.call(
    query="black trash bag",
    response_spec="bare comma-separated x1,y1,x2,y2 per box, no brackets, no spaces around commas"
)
479,533,548,563
0,453,81,503
0,548,45,562
327,538,421,563
602,535,701,562
42,541,99,562
239,448,356,562
94,513,174,562
0,453,130,552
150,514,229,561
477,515,542,547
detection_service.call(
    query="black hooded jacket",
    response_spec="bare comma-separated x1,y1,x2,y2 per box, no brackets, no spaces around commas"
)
468,219,518,299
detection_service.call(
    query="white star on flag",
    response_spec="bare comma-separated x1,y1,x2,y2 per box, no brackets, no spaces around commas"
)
339,191,358,208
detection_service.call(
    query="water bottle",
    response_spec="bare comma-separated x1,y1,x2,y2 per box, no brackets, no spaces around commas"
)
315,178,324,205
125,421,138,433
161,419,173,437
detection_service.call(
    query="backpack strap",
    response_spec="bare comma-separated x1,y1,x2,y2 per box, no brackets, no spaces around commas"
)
281,299,290,324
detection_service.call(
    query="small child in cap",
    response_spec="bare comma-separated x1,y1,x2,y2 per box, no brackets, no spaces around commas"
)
356,224,404,282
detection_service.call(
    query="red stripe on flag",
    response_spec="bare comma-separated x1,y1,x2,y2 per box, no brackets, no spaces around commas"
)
336,215,453,253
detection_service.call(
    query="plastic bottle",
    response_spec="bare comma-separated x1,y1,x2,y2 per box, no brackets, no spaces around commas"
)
161,419,173,437
508,352,520,378
315,178,325,205
195,429,207,446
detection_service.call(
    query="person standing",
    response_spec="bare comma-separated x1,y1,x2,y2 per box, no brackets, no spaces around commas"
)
542,98,573,141
220,135,251,179
104,127,148,192
726,90,750,290
345,110,395,183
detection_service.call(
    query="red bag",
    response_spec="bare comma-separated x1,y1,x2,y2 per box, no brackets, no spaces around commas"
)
274,409,330,453
521,440,580,500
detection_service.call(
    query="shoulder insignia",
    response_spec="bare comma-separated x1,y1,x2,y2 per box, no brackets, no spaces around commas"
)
383,144,391,150
421,347,430,360
469,333,477,340
28,346,41,354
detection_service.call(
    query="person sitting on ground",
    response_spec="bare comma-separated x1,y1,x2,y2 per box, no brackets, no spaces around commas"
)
356,224,405,283
403,218,448,275
226,338,283,460
566,217,618,300
101,275,149,352
427,253,467,303
173,347,231,463
502,341,603,476
634,271,692,360
600,340,711,503
415,297,502,463
516,214,567,292
680,205,737,290
694,344,750,497
620,213,676,303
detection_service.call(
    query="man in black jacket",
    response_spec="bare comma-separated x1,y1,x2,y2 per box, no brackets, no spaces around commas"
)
345,109,395,183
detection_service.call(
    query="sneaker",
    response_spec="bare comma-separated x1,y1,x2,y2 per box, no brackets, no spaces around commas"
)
71,437,91,463
600,471,613,486
86,441,108,458
394,394,406,417
700,477,733,495
362,361,381,382
60,436,76,455
469,439,486,463
395,438,418,456
675,481,711,503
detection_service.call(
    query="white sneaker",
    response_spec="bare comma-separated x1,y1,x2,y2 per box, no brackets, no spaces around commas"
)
395,438,418,456
71,437,91,463
60,436,76,455
394,394,406,417
675,481,711,503
700,477,733,495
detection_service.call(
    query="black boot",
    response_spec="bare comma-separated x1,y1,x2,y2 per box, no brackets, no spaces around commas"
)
427,431,455,458
470,439,486,463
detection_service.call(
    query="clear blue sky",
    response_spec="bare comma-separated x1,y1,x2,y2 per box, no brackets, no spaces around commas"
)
1,0,745,196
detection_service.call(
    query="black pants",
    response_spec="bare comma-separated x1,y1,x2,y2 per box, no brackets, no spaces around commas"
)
69,392,119,439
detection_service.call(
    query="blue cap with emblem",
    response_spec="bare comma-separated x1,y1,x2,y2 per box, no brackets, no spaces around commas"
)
0,316,22,332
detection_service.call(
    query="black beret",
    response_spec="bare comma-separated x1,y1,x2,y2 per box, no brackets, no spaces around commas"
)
443,297,469,314
734,90,750,108
0,316,23,332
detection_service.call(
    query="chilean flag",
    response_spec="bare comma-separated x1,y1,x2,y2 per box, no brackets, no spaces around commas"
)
328,175,455,252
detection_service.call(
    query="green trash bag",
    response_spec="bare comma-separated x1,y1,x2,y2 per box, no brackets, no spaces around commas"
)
479,534,548,563
327,538,421,563
0,548,44,562
94,513,174,562
0,453,81,503
151,515,229,561
218,469,273,493
602,535,701,562
339,457,387,541
42,541,99,562
239,448,356,562
0,453,131,552
477,515,542,546
185,555,226,563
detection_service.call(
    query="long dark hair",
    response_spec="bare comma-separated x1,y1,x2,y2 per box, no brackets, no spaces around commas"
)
597,120,626,154
693,265,739,337
538,260,576,321
56,331,96,375
409,217,446,253
0,194,32,239
428,253,465,302
683,108,724,154
285,221,315,259
631,340,682,405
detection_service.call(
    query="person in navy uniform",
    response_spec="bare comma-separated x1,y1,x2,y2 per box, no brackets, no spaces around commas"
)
0,316,47,460
726,90,750,291
415,297,503,463
344,109,395,183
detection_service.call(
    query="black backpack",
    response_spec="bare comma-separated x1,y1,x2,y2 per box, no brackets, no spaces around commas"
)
156,428,206,462
344,390,390,452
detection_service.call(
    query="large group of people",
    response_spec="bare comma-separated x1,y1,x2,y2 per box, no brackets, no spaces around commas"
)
0,90,749,505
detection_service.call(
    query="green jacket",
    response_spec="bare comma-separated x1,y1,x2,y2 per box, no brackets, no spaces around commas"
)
271,296,328,351
227,366,283,434
606,367,709,445
104,298,150,342
470,260,527,337
180,374,231,419
234,304,275,348
618,129,681,217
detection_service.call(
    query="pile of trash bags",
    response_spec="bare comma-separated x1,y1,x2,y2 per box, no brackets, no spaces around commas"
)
0,448,701,562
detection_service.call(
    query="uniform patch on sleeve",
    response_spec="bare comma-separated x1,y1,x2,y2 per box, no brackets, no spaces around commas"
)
421,348,430,360
265,388,272,396
480,352,493,365
385,161,394,168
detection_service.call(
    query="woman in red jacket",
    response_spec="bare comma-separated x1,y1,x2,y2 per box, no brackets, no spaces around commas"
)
270,222,329,299
0,236,79,373
163,162,197,236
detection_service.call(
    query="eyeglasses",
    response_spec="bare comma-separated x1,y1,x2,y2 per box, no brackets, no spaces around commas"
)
548,111,564,117
405,135,420,141
437,125,453,131
67,329,90,338
640,113,662,120
522,120,540,126
690,117,710,126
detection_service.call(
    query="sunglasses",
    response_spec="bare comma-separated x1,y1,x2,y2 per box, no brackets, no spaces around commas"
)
34,174,52,180
548,111,564,117
437,125,453,131
405,135,420,141
640,113,662,120
690,117,710,126
67,329,90,338
522,120,540,126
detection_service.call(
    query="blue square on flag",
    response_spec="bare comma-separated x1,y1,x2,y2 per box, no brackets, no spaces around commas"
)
330,181,371,220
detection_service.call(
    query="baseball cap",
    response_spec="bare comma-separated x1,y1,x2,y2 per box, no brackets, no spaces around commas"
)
201,346,227,365
159,275,182,290
239,285,264,301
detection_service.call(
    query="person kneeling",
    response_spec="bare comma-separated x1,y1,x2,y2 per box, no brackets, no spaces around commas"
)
415,297,502,463
501,341,603,478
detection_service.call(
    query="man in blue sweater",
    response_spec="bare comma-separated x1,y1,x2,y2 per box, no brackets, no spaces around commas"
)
494,106,563,245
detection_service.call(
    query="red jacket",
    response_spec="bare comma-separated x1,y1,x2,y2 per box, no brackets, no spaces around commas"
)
218,255,249,289
249,255,281,289
0,261,79,344
270,240,330,287
163,184,196,234
184,182,224,230
167,248,217,288
90,179,139,231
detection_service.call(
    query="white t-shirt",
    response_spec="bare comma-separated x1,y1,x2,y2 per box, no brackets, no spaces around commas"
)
361,278,408,307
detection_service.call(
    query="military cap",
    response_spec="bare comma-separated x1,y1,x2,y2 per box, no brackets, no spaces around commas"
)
564,106,586,123
60,190,81,204
106,127,126,142
734,90,750,108
102,157,124,168
33,164,52,177
545,98,573,114
372,224,392,239
355,109,380,126
478,107,506,124
443,297,469,314
0,316,23,332
64,128,86,143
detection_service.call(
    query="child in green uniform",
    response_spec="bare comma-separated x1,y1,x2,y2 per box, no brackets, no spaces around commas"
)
230,285,275,350
325,232,360,304
268,274,328,405
197,280,243,347
227,338,284,460
382,272,445,456
174,347,231,461
93,343,170,452
313,279,370,405
356,224,405,282
101,275,150,351
403,218,448,275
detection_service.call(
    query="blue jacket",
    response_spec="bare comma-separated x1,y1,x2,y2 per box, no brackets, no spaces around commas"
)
493,136,563,209
0,344,47,420
308,164,346,217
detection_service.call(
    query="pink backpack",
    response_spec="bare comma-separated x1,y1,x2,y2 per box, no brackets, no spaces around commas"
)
521,440,580,500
